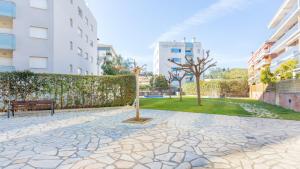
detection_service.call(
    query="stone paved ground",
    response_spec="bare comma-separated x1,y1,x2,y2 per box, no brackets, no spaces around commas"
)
0,108,300,169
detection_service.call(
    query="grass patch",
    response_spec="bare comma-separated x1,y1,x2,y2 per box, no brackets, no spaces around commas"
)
140,97,300,121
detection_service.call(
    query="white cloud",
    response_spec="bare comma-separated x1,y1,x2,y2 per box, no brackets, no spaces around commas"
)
150,0,250,48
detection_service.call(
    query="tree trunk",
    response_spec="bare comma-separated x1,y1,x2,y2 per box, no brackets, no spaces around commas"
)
179,81,182,102
169,83,172,99
195,75,201,106
135,73,140,121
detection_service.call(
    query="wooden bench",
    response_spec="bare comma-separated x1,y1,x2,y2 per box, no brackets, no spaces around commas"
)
8,100,55,118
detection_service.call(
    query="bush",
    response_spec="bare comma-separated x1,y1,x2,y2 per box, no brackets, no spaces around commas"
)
261,66,275,84
0,72,136,110
150,75,168,91
275,59,298,81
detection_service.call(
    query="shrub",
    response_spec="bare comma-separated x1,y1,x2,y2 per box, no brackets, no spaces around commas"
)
150,75,168,91
0,72,136,110
274,59,298,81
261,66,275,84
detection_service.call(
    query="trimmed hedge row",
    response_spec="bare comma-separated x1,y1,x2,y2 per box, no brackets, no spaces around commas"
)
182,80,249,98
0,71,136,111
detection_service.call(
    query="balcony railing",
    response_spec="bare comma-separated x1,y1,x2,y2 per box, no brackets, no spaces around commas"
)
256,59,271,69
271,23,299,52
0,33,15,50
0,65,15,72
273,4,298,31
0,0,16,18
271,46,300,68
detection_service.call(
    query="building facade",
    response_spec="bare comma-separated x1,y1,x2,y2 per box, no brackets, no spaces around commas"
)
248,42,274,86
249,0,300,98
0,0,99,75
153,39,204,83
97,43,118,75
268,0,300,73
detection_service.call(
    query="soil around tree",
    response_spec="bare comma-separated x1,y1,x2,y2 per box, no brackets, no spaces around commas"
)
123,117,153,124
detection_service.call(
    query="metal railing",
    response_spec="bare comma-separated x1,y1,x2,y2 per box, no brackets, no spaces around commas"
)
0,33,16,50
271,23,299,52
272,46,300,67
273,5,298,30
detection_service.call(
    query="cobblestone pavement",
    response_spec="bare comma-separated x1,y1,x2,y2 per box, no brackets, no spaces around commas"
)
0,108,300,169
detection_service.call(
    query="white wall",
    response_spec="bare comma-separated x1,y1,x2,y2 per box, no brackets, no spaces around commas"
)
9,0,98,75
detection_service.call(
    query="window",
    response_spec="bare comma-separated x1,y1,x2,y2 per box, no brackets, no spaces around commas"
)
171,48,181,53
70,41,73,50
171,58,181,63
90,57,93,63
29,26,48,39
69,64,73,73
29,57,48,69
77,48,82,56
78,7,83,18
185,50,193,56
85,17,88,25
90,40,94,47
70,18,73,27
77,27,82,37
30,0,48,9
85,52,88,60
171,67,180,72
85,35,88,43
90,25,93,32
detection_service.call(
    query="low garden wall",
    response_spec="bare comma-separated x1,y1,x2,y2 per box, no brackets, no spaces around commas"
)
0,71,136,111
250,79,300,112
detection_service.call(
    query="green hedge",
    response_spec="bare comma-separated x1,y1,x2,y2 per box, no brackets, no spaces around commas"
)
183,80,249,97
0,71,136,110
183,81,221,97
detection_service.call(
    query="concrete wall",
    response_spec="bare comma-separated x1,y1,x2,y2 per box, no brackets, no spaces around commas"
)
250,79,300,112
52,0,98,75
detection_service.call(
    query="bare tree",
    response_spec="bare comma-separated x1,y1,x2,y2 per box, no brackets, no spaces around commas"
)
169,50,216,105
168,69,187,101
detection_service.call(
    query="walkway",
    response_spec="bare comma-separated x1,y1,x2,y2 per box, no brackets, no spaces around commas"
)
0,108,299,169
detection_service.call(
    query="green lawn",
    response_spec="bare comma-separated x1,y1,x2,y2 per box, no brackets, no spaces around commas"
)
140,97,300,121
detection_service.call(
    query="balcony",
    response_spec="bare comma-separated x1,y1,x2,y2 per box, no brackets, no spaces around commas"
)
256,59,271,69
185,51,193,56
271,23,299,53
171,58,181,63
185,43,193,48
271,46,300,69
272,4,299,32
0,1,16,18
0,33,15,50
0,65,15,72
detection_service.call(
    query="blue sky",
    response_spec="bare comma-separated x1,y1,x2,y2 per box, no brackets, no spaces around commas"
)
86,0,283,71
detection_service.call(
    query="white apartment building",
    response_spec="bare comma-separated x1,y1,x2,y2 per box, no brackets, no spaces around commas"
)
0,0,99,75
97,43,118,75
268,0,300,73
153,38,204,83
